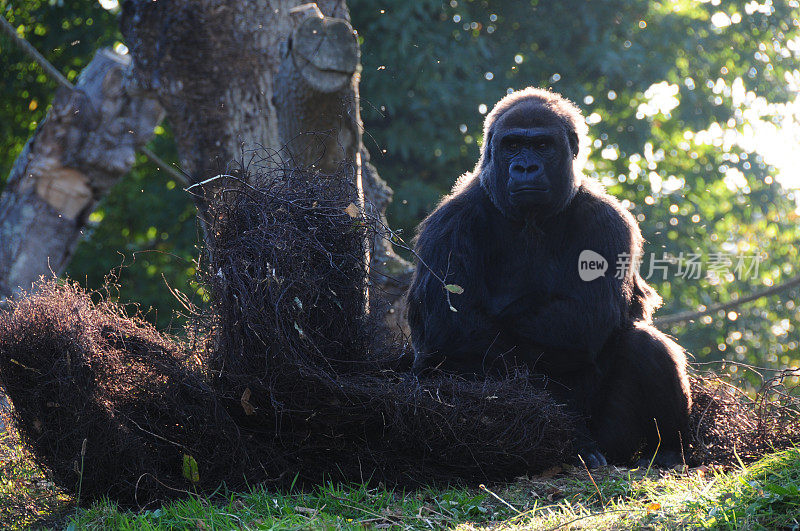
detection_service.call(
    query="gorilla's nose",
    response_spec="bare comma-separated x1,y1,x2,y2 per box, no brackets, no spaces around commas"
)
511,162,541,175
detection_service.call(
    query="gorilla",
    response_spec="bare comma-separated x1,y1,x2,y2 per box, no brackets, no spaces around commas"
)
406,87,692,468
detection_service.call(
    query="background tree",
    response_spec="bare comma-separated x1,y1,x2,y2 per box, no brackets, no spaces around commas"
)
0,0,196,316
0,0,410,322
1,0,799,385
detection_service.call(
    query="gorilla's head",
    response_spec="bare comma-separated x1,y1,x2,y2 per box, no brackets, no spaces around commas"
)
476,88,587,219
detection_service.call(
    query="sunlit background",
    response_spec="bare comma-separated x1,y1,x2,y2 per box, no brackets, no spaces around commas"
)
2,0,800,388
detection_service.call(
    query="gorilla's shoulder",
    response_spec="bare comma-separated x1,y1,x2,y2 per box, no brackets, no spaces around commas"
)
569,178,640,244
417,175,492,240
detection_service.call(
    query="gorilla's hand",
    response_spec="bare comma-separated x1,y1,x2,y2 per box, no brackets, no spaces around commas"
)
579,448,608,469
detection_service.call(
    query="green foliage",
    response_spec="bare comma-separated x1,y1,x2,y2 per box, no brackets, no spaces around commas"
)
353,0,800,382
182,454,200,485
0,0,119,178
2,1,799,377
0,429,70,529
685,448,800,528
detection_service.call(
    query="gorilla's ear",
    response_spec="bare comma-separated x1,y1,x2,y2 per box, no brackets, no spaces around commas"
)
483,130,494,163
567,128,580,159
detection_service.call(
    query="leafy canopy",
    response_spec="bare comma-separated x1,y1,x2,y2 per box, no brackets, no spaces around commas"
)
2,0,799,383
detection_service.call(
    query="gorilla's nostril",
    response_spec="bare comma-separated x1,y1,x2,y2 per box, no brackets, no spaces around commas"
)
511,163,540,174
521,163,541,174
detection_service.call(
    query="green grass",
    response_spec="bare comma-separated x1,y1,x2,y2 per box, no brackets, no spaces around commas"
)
0,428,70,529
3,427,800,529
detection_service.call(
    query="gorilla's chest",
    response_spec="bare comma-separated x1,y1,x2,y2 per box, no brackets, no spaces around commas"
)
483,226,573,316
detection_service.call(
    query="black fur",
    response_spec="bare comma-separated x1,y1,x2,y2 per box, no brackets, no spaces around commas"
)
406,87,691,467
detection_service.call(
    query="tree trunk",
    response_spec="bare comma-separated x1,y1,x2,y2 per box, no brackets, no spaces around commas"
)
0,1,411,321
121,0,411,322
0,49,164,299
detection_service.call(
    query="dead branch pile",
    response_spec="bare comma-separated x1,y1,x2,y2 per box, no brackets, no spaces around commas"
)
0,281,248,507
0,166,575,507
1,164,799,507
687,371,800,465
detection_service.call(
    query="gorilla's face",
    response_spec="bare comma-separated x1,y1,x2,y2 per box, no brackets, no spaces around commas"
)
481,100,579,219
499,128,562,208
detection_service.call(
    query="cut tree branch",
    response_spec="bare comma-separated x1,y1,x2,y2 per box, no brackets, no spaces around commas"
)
0,47,164,298
0,16,184,184
0,17,180,299
654,273,800,326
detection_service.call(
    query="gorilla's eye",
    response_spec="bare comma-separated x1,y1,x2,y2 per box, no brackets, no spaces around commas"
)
535,139,550,150
507,141,521,151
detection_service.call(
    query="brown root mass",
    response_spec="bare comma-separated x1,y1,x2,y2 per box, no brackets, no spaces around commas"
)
1,165,798,507
687,371,800,465
0,167,576,507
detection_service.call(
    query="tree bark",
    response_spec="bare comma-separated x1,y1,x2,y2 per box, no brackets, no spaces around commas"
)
0,2,412,319
121,0,411,321
275,3,362,173
275,7,413,319
0,49,164,299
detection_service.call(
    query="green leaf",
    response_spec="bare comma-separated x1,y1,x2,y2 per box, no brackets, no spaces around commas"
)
182,454,200,484
445,284,464,294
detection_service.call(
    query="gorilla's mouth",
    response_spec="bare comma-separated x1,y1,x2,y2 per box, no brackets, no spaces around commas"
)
512,186,548,193
510,186,550,202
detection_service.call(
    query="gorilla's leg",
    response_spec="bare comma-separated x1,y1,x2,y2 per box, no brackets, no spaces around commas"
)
541,364,610,468
590,323,692,467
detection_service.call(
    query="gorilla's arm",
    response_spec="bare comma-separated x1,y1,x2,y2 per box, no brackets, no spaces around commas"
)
499,196,639,369
407,184,513,374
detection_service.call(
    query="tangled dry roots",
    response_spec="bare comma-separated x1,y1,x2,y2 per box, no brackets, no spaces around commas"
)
686,371,800,465
2,165,799,507
0,166,577,508
0,281,248,507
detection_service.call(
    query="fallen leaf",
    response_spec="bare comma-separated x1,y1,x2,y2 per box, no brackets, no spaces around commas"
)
182,454,200,484
345,203,360,218
444,283,464,294
538,465,562,479
646,502,661,513
545,486,563,501
695,465,711,478
241,388,255,416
